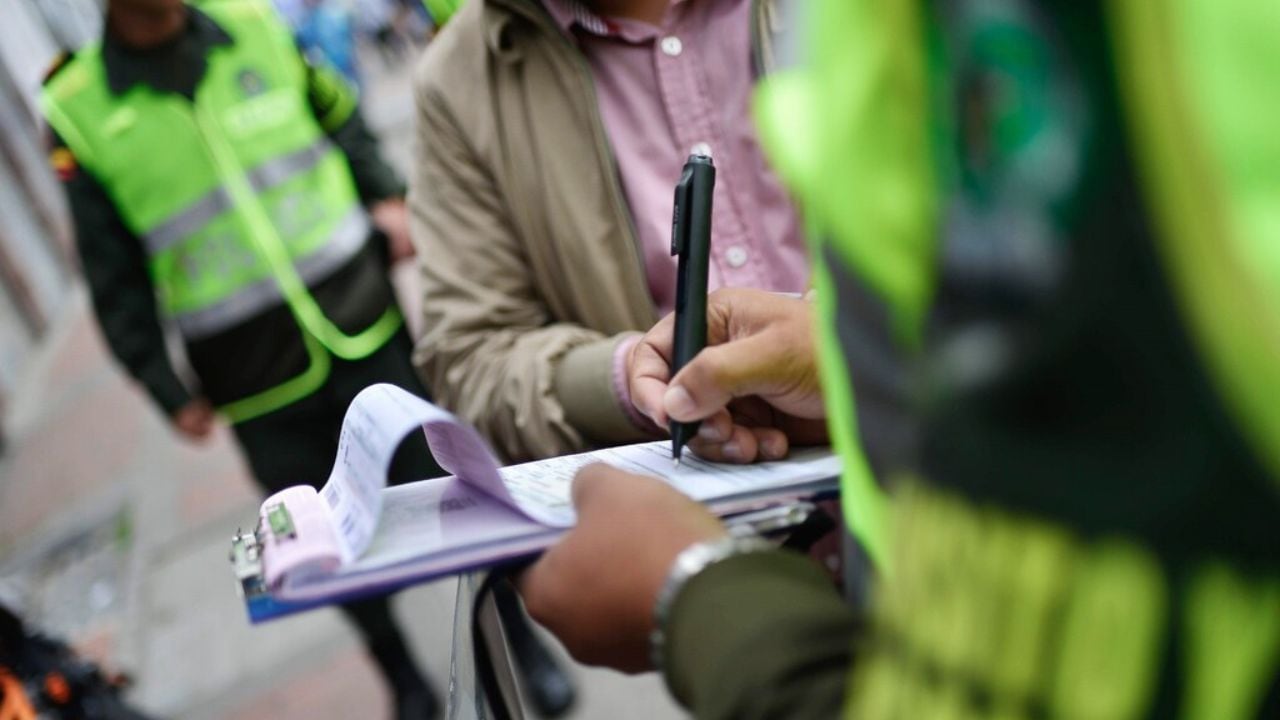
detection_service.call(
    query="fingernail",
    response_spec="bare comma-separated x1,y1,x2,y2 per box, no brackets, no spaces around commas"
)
698,423,724,442
722,441,744,461
664,385,696,420
762,437,785,459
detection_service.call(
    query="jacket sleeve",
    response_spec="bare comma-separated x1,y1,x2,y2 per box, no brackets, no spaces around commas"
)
408,80,637,462
664,550,861,720
304,61,405,204
53,135,193,415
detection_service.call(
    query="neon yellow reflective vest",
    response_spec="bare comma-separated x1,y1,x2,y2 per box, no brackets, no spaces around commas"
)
759,0,1280,716
423,0,464,26
42,0,402,423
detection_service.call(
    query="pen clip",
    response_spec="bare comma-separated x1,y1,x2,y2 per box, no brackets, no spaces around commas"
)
671,164,694,256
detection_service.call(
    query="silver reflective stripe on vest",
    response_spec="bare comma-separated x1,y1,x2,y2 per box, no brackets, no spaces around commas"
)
173,207,370,340
246,138,332,191
145,189,234,253
143,137,337,254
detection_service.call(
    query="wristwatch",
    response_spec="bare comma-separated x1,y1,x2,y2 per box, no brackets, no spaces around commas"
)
649,533,774,669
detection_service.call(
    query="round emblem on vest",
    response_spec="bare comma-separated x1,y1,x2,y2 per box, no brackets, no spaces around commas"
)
238,68,268,97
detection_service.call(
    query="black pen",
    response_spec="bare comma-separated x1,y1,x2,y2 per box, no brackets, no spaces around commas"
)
670,153,715,465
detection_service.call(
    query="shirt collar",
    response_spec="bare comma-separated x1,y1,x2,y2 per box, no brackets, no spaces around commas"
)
541,0,619,37
540,0,694,41
102,6,233,96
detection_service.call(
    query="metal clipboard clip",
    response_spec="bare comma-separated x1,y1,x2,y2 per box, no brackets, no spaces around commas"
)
229,501,299,601
230,524,267,602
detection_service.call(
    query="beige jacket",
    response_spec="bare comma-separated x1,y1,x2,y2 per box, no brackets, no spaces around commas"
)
409,0,778,461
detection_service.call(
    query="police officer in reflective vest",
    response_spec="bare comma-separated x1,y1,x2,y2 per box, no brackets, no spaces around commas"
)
514,0,1280,717
43,0,441,716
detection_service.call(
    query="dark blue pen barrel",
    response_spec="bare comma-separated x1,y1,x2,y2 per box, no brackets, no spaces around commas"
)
670,154,715,458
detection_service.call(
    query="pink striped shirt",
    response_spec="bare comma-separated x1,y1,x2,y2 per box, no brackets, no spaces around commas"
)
544,0,808,430
543,0,809,316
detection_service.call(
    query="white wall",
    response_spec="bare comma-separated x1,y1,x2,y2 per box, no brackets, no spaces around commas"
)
0,0,99,398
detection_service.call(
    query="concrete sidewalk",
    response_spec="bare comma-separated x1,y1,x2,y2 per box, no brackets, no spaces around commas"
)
0,283,435,719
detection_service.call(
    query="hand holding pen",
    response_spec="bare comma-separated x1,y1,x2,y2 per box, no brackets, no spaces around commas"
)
627,288,831,464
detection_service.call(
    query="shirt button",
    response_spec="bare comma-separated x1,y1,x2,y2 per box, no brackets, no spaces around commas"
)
726,245,749,268
661,36,683,56
690,142,712,157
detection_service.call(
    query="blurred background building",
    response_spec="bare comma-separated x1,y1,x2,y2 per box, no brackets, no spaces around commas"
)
0,0,97,406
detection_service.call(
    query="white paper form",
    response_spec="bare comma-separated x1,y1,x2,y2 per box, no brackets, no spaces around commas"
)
319,384,526,563
349,478,553,573
318,385,839,562
261,386,840,605
277,476,562,603
601,443,840,502
498,441,842,527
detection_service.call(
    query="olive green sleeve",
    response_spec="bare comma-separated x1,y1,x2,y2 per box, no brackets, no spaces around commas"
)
664,550,861,720
304,62,405,204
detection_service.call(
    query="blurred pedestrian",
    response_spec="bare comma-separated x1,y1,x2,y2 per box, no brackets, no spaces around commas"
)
41,0,441,716
290,0,363,90
353,0,406,67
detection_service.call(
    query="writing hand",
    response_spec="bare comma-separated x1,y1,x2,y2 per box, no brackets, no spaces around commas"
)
627,288,828,463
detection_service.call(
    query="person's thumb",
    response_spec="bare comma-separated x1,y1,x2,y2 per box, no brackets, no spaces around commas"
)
663,334,779,423
570,463,612,510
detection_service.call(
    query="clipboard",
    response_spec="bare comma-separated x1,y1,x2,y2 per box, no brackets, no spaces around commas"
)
230,496,833,623
227,384,842,623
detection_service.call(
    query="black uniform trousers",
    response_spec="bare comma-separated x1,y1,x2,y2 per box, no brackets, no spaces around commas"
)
232,326,444,491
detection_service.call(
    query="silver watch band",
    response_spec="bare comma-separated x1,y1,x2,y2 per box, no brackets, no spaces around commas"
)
649,534,773,670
